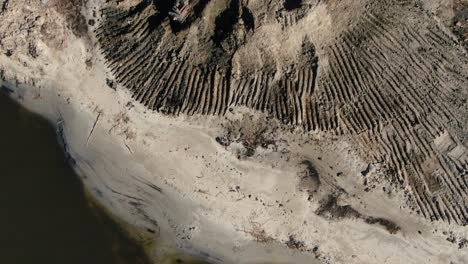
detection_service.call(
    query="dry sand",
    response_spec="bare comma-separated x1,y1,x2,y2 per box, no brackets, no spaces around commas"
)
1,0,468,263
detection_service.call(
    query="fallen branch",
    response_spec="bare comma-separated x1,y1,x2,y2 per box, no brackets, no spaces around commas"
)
86,112,101,146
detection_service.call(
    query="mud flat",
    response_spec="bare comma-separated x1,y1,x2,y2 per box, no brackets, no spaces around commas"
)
1,0,468,263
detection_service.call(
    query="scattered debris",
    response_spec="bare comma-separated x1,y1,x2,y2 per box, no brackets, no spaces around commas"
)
459,238,468,249
106,78,115,90
361,163,373,177
28,42,39,58
124,140,133,154
241,221,273,243
216,112,280,158
1,0,9,14
446,231,468,249
86,110,102,146
286,235,306,251
109,111,130,133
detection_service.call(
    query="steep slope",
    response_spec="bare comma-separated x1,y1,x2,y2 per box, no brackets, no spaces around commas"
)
96,0,468,225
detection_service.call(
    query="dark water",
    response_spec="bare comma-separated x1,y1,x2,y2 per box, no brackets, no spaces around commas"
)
0,93,150,264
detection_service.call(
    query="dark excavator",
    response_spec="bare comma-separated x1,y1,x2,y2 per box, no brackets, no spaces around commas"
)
169,0,191,23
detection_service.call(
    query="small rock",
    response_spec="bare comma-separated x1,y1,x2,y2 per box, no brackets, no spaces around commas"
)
106,78,115,90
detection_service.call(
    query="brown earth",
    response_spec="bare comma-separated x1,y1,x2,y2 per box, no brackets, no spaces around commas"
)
94,0,468,226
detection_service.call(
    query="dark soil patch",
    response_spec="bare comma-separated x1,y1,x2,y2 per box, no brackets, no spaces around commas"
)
1,0,9,14
241,7,255,31
365,217,400,234
213,0,240,45
315,195,361,220
284,0,302,11
53,0,88,37
452,1,468,49
316,195,401,234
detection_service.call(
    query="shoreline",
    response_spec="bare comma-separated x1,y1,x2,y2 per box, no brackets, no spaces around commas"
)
0,90,153,264
2,68,467,263
1,0,467,262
